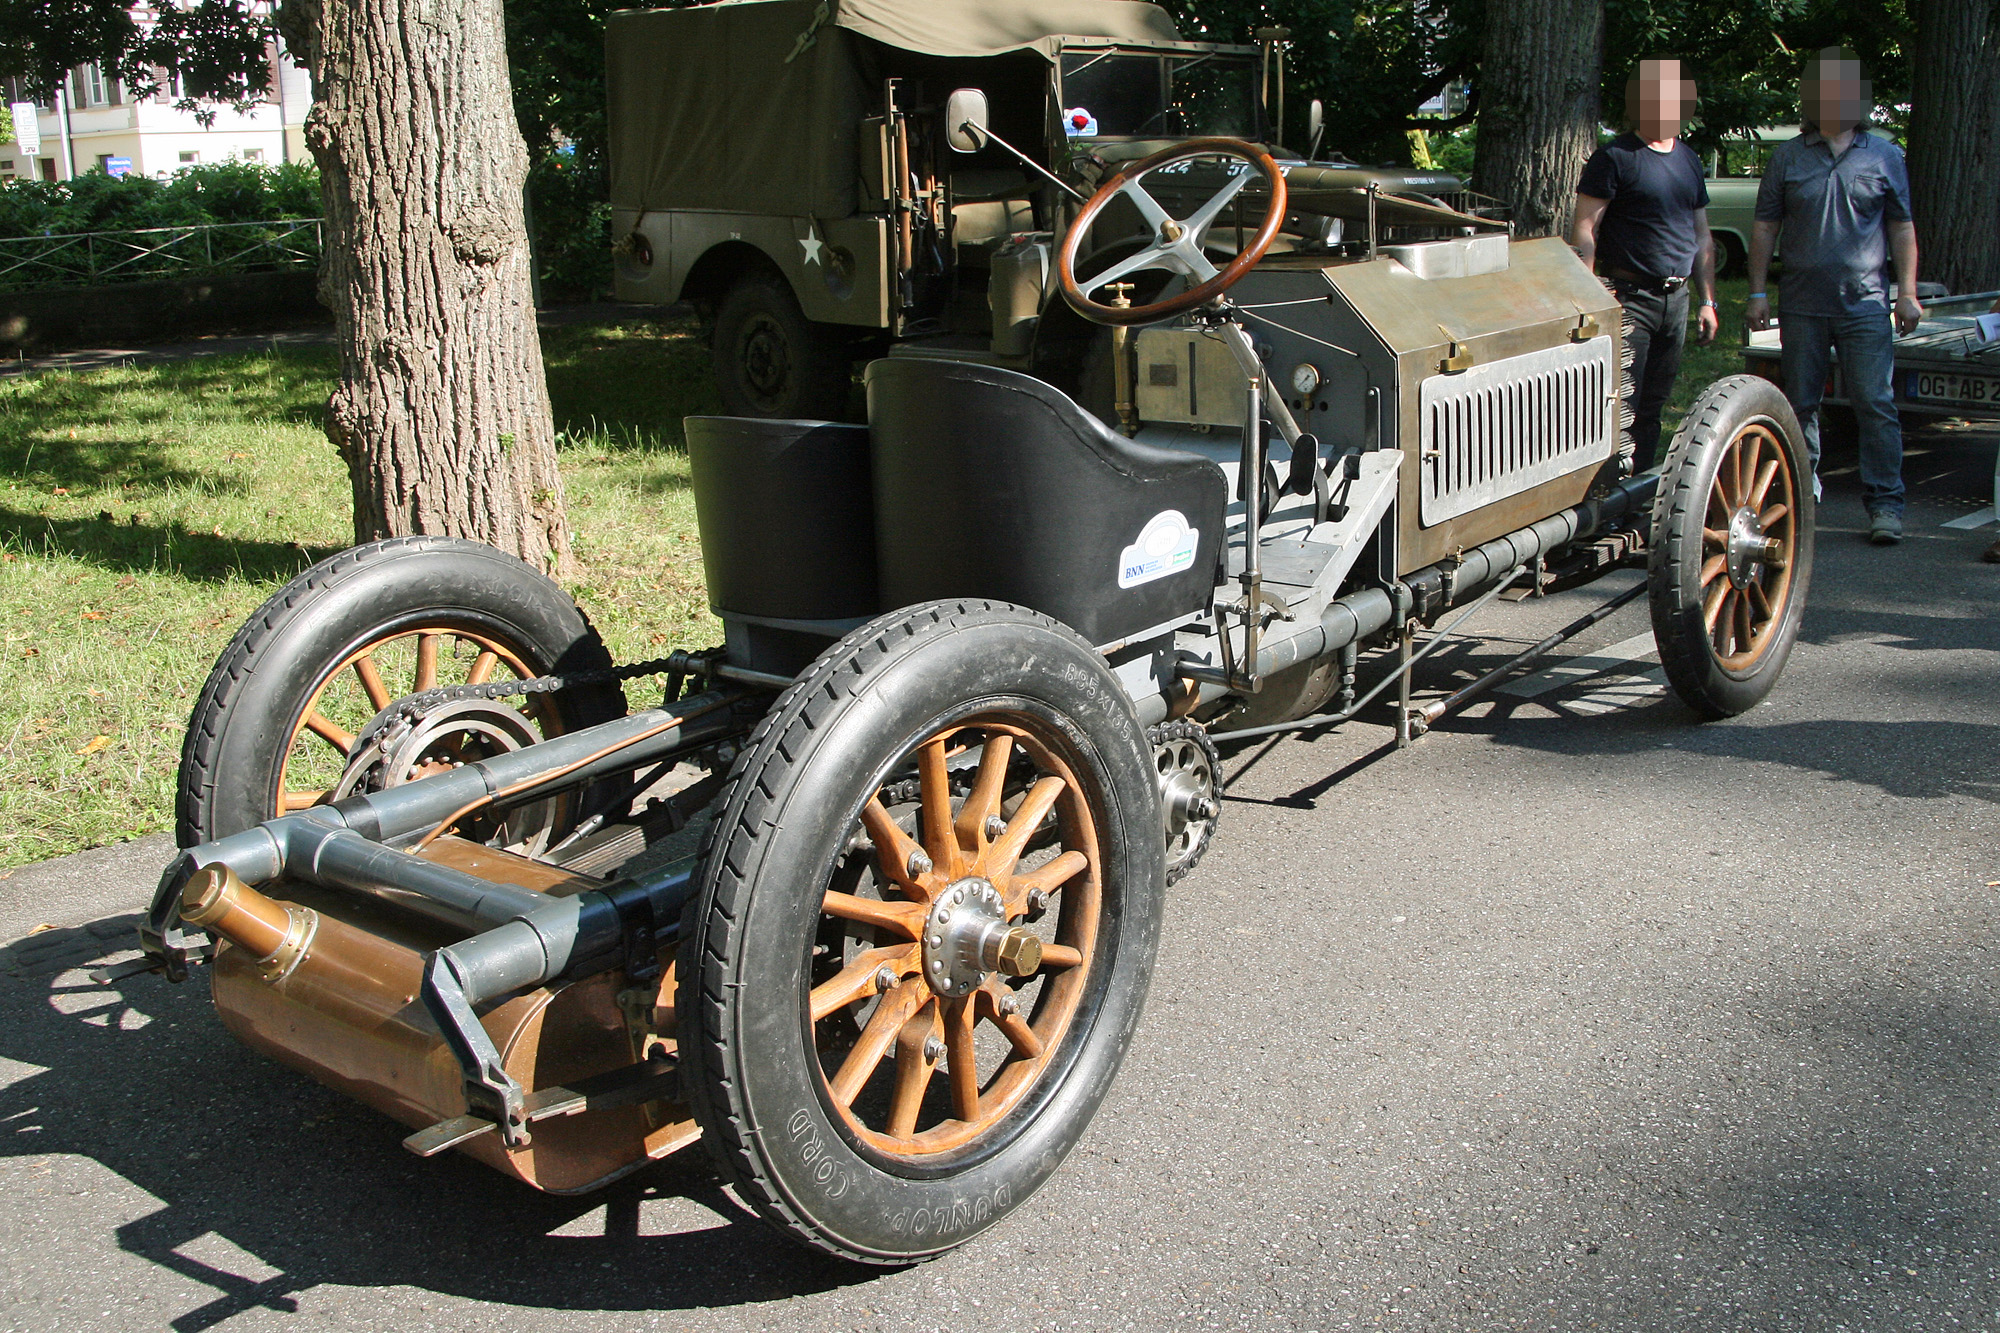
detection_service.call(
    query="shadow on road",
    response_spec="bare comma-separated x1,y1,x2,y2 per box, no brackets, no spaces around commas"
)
0,918,867,1329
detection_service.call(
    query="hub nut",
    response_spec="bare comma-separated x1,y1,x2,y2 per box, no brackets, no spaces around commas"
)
921,876,1040,996
983,927,1043,977
923,1036,946,1064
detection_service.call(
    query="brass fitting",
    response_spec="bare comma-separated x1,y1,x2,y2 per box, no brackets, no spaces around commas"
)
179,864,317,984
982,927,1043,978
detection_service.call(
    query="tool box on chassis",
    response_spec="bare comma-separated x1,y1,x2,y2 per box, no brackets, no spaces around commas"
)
128,134,1818,1270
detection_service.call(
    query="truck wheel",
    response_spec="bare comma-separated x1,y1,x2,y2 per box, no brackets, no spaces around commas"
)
713,274,851,420
1714,233,1746,279
176,537,625,847
1648,376,1815,719
677,600,1163,1264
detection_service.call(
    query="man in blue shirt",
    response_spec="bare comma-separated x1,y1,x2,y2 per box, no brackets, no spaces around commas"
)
1572,59,1719,473
1747,49,1922,545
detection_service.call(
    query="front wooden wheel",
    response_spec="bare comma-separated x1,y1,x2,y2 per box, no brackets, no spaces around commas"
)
1649,376,1815,719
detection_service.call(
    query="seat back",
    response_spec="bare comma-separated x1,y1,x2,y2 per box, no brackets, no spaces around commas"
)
866,358,1226,647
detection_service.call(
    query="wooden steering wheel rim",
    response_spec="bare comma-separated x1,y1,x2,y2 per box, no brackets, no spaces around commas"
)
1057,137,1288,327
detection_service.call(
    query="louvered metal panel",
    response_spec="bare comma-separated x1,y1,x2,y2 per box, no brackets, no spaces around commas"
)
1417,336,1616,525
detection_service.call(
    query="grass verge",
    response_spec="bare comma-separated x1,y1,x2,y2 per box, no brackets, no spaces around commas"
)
0,314,722,869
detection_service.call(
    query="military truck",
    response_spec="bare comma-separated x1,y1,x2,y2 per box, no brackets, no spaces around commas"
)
606,0,1471,419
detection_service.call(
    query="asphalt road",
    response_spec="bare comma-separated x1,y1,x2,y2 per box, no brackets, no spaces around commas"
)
1,421,1995,1333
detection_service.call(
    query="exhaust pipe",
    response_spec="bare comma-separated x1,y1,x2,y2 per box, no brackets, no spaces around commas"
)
178,864,317,984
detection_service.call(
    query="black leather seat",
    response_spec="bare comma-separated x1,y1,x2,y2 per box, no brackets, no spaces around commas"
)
867,358,1227,647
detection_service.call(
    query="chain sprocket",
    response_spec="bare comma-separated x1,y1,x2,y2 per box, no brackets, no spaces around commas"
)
1149,720,1220,886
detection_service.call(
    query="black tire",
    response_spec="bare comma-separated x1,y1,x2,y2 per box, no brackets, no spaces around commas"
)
677,600,1164,1264
1648,375,1815,719
713,274,851,420
1714,232,1747,279
176,536,625,847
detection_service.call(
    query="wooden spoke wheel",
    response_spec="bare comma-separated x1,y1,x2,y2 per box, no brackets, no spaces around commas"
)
176,537,625,848
677,601,1164,1264
810,717,1099,1157
1696,423,1797,671
278,624,556,818
1649,376,1815,719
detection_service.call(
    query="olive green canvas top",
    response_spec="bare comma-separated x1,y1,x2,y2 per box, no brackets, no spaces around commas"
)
606,0,1183,218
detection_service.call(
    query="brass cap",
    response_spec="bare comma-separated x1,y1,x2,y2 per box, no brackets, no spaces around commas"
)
988,928,1043,978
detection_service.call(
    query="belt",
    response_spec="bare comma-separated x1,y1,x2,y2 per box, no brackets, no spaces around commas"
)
1605,268,1687,295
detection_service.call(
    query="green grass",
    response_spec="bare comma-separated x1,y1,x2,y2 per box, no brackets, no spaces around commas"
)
0,314,723,869
0,282,1765,871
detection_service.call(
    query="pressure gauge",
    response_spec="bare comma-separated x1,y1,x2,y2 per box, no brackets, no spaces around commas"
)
1289,362,1322,398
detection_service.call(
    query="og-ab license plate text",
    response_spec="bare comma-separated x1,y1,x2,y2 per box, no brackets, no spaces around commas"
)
1908,369,2000,406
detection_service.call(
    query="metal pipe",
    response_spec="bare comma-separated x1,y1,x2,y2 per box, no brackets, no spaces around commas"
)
287,825,551,932
1413,581,1647,728
1185,471,1658,692
1212,567,1524,742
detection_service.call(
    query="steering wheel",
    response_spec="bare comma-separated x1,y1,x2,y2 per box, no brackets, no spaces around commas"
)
1057,137,1288,327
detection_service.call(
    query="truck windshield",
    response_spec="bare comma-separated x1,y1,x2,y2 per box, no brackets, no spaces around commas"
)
1058,51,1260,140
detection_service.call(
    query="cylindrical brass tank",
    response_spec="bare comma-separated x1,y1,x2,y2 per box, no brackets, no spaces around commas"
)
206,838,696,1194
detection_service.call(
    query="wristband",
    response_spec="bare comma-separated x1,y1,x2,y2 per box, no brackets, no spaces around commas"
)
1747,292,1767,298
1701,300,1719,309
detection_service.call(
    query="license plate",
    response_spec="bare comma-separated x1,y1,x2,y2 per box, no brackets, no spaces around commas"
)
1907,369,2000,406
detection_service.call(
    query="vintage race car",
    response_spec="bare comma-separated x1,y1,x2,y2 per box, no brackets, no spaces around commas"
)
120,39,1818,1267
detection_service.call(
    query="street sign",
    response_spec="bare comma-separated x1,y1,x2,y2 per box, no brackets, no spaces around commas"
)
10,102,39,156
105,156,131,177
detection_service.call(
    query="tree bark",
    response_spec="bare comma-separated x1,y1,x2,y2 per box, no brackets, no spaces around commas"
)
1908,0,2000,296
279,0,568,571
1473,0,1605,240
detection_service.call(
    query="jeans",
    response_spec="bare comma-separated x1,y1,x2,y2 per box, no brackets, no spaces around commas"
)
1778,309,1905,516
1612,284,1688,472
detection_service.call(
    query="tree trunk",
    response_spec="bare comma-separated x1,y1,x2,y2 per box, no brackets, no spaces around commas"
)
1908,0,2000,296
279,0,568,571
1473,0,1605,240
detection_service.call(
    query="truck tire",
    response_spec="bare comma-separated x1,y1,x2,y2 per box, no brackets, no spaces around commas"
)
713,274,851,420
176,537,625,847
1648,376,1814,719
677,599,1164,1264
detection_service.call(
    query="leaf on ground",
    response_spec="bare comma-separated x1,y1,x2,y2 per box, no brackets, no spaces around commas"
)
20,646,37,657
80,611,106,620
78,734,114,756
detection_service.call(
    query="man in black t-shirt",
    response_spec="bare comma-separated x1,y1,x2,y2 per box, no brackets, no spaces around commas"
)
1571,59,1719,472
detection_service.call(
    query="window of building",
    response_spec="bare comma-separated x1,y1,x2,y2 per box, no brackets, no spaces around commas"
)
95,153,113,172
178,150,198,165
0,160,14,172
38,158,55,180
241,148,263,163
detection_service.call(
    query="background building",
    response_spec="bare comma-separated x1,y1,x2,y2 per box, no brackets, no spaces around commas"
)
0,46,309,184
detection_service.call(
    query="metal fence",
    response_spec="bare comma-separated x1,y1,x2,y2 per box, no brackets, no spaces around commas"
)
0,219,323,292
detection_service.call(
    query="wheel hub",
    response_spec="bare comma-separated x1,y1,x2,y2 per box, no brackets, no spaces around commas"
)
333,697,555,850
921,877,1042,998
1725,504,1771,588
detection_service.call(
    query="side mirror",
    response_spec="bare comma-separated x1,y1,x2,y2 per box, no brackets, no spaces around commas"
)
946,88,989,154
1308,99,1324,145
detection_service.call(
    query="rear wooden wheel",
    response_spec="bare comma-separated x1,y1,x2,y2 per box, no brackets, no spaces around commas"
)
276,624,556,817
678,600,1163,1263
177,537,624,847
812,716,1099,1157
